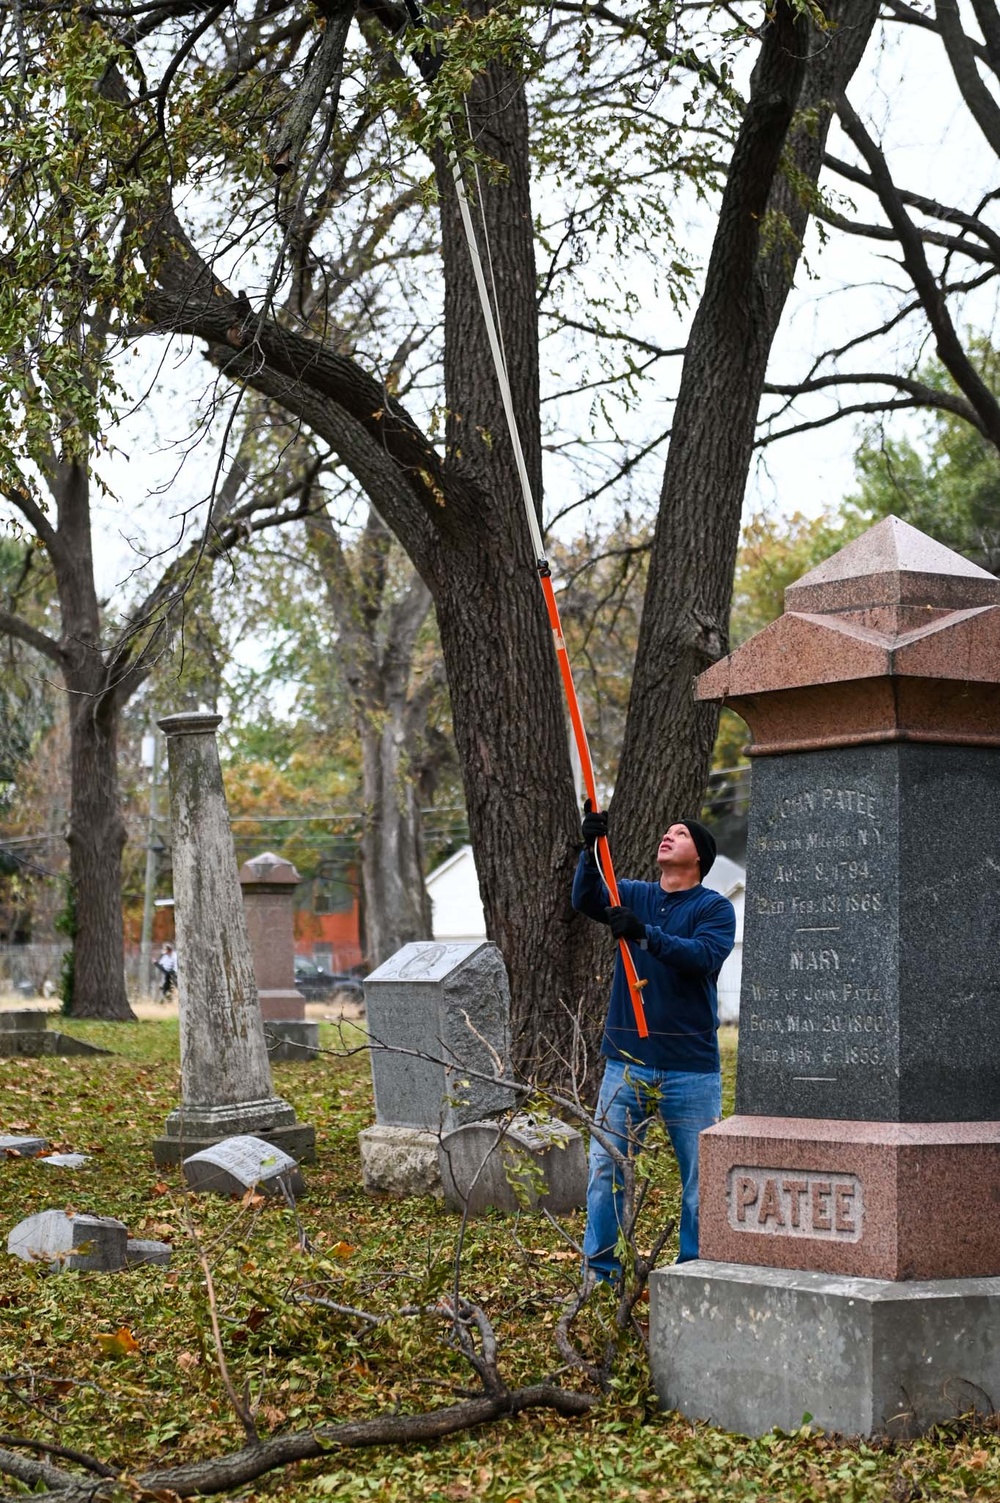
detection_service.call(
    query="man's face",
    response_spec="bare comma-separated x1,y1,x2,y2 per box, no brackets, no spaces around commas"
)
657,823,699,872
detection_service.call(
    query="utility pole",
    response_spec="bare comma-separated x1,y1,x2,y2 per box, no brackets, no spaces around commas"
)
139,727,161,996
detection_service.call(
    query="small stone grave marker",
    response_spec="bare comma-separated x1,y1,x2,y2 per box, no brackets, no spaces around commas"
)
8,1210,127,1272
0,1135,47,1158
182,1134,303,1197
438,1114,587,1215
38,1152,90,1169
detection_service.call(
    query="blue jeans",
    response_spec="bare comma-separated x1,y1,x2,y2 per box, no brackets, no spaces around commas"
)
583,1058,722,1281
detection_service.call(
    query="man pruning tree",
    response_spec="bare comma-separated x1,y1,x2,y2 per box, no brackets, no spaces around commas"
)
573,809,736,1282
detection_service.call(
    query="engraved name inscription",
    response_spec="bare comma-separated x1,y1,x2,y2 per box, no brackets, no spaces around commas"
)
726,1166,863,1241
743,774,893,1079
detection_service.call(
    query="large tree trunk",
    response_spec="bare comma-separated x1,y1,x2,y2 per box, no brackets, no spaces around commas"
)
65,684,132,1019
612,0,880,873
358,672,433,966
52,460,134,1021
424,46,605,1082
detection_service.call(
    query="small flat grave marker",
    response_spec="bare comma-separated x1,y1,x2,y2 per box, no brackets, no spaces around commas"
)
0,1135,47,1158
182,1134,303,1197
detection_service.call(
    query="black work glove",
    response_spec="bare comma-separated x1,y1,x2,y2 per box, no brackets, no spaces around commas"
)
581,797,609,850
606,905,646,945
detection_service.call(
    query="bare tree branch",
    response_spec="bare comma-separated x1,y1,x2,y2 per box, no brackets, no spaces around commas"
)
935,0,1000,157
837,91,1000,449
0,607,63,666
763,370,985,430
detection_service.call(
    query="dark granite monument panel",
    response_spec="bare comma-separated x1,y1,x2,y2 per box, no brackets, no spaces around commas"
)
736,744,1000,1123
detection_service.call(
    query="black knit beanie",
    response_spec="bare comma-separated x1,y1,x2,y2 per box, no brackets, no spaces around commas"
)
680,820,716,880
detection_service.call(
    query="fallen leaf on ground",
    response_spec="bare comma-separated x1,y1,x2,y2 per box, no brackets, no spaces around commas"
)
96,1326,140,1358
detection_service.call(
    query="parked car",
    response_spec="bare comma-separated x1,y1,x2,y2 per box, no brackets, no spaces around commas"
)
293,958,365,1002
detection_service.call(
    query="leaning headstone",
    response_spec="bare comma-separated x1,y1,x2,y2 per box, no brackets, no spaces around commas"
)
125,1239,172,1268
239,852,318,1061
0,1135,48,1157
182,1134,304,1197
358,942,517,1197
438,1114,587,1215
650,517,1000,1438
150,714,314,1166
8,1210,128,1272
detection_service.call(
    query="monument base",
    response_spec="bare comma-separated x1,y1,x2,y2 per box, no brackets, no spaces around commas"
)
359,1125,442,1198
153,1098,315,1166
262,1020,320,1061
699,1116,1000,1280
152,1122,316,1166
258,989,308,1021
650,1260,1000,1438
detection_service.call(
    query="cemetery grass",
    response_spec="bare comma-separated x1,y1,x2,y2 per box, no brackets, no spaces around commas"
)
1,1028,999,1503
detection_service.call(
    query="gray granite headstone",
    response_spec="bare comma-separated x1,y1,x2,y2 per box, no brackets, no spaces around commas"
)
737,744,1000,1123
182,1134,304,1197
7,1210,127,1271
363,942,517,1133
438,1114,587,1215
0,1135,47,1157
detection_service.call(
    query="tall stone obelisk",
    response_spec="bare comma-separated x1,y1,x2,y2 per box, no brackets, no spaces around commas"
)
650,517,1000,1437
151,713,315,1165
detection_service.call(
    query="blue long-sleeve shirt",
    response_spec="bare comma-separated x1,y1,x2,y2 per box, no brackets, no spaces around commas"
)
572,849,736,1072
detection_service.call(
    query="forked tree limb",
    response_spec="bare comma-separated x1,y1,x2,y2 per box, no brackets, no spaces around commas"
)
0,1386,596,1503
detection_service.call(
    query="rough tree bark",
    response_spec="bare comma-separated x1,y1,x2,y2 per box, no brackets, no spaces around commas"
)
611,0,881,874
24,460,134,1020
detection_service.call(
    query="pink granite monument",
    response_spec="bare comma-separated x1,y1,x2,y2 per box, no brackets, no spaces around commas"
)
239,852,318,1060
649,517,1000,1437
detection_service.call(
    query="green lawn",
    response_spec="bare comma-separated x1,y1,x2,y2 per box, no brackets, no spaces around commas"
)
0,1021,996,1500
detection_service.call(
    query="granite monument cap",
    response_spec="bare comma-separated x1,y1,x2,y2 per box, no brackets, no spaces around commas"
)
696,516,1000,754
238,852,300,888
157,711,224,738
366,941,491,985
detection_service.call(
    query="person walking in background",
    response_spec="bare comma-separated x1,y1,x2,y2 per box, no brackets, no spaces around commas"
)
155,942,178,999
572,806,736,1283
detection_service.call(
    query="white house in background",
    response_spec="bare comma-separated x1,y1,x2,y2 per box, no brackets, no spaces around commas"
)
425,845,486,941
425,843,746,1025
701,853,745,1026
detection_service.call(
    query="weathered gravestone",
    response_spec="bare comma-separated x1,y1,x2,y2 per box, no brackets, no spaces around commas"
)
125,1239,173,1267
182,1134,304,1197
150,713,315,1166
649,517,1000,1437
359,942,518,1196
438,1114,587,1215
0,1135,47,1157
239,852,319,1060
7,1210,170,1271
8,1210,128,1272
